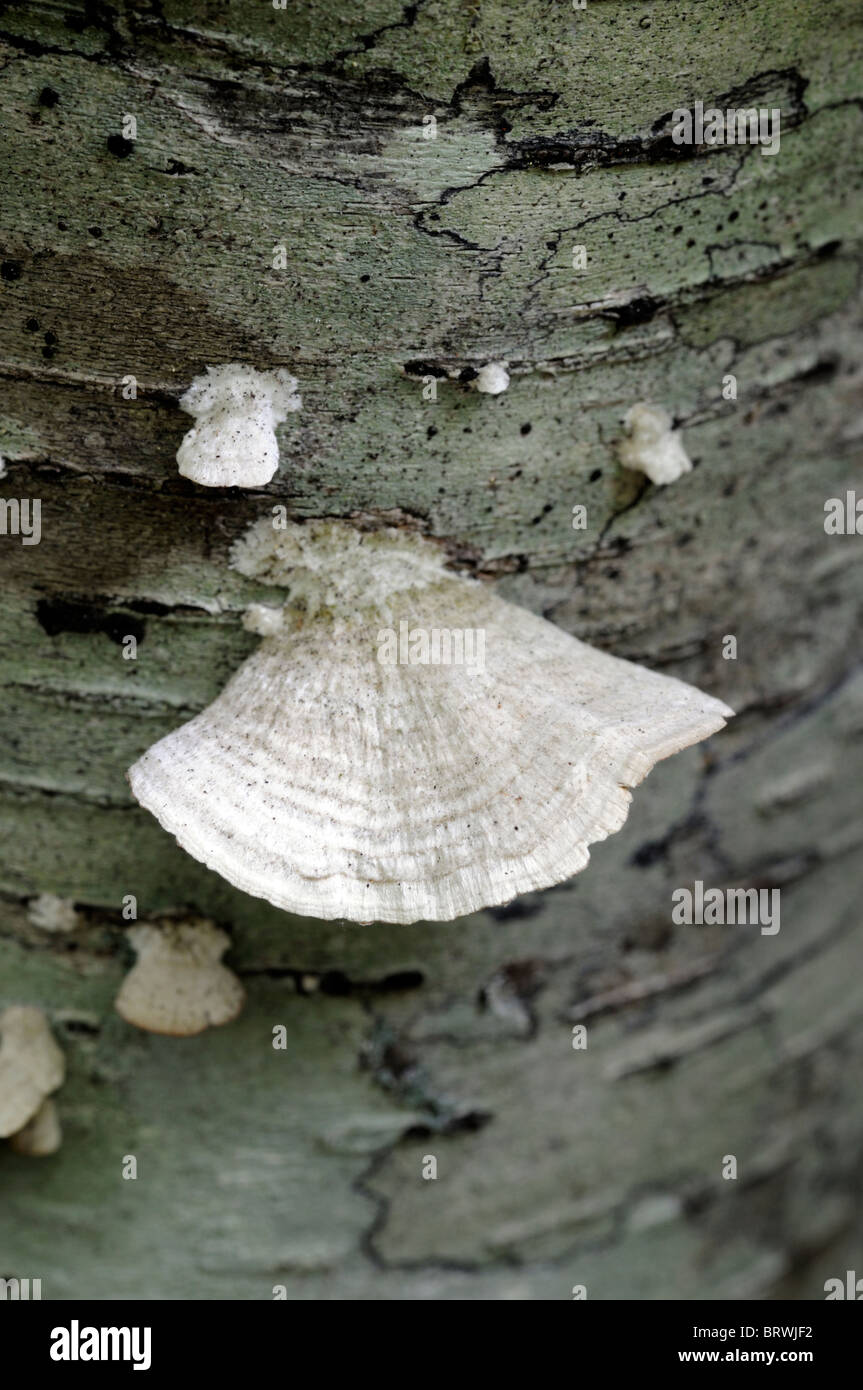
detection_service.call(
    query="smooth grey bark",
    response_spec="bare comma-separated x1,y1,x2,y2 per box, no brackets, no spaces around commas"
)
1,0,862,1299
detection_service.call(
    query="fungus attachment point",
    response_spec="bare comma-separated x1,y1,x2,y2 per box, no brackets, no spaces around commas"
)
0,1005,65,1149
115,918,245,1036
128,520,732,925
618,402,693,485
176,364,301,488
475,362,510,395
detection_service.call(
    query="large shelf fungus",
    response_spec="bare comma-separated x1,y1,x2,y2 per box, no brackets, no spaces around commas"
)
128,520,732,924
176,364,302,487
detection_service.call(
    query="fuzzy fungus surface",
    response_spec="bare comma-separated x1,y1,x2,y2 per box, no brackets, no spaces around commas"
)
128,520,732,924
176,364,302,488
475,362,510,395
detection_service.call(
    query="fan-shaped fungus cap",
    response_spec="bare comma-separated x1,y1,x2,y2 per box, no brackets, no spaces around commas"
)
475,362,510,395
176,364,302,488
115,918,245,1036
618,402,693,485
128,519,732,924
9,1097,62,1156
0,1006,65,1138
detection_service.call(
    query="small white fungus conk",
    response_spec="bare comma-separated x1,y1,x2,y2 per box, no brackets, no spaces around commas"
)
128,520,733,925
618,402,693,486
115,918,245,1036
176,363,302,488
475,362,510,395
0,1005,65,1142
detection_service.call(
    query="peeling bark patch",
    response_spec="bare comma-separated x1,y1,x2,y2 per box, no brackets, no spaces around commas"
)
334,2,421,62
36,596,146,645
318,968,425,997
244,965,425,997
605,295,662,329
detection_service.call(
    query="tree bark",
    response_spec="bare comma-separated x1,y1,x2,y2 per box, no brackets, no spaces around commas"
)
1,0,862,1299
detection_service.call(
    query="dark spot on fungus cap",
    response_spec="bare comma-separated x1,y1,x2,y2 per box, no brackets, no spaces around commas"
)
1,260,22,282
38,86,60,107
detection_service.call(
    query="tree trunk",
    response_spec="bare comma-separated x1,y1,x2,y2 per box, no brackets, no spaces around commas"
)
1,0,862,1299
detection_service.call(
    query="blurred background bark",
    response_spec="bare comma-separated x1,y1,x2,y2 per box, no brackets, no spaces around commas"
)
1,0,862,1298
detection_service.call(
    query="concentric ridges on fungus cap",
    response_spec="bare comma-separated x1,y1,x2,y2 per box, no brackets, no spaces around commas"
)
128,570,732,924
230,517,464,618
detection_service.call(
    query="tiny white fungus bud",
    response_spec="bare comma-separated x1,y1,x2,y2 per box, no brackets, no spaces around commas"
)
475,362,510,395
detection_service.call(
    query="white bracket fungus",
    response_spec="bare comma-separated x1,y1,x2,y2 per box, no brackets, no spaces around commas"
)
176,364,301,488
115,918,245,1036
128,520,733,925
474,362,510,395
618,402,693,486
0,1006,65,1155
